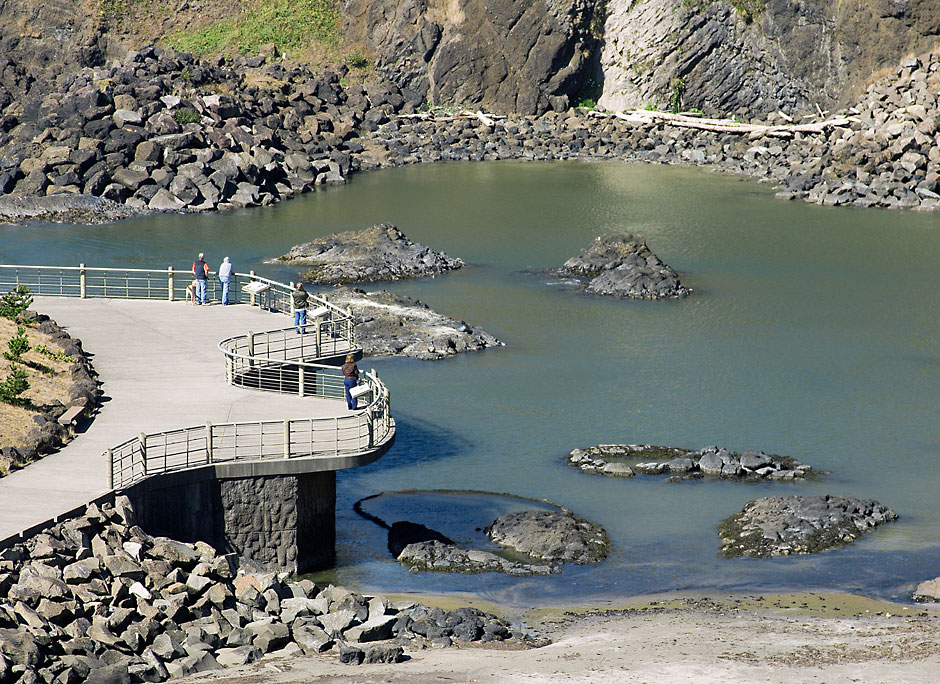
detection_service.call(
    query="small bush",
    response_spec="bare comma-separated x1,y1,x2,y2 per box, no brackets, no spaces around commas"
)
347,51,369,69
174,108,202,125
36,345,74,363
4,326,30,362
0,285,33,321
0,364,29,406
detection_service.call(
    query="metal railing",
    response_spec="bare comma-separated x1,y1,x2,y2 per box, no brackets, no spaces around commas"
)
107,368,391,489
0,264,352,319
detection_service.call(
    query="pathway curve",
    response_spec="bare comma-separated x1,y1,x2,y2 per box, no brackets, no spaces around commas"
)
0,298,342,541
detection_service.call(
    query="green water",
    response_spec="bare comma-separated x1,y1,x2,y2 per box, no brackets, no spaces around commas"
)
4,160,940,605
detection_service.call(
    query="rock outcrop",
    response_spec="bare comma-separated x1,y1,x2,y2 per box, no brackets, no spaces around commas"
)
397,540,557,576
718,495,898,558
325,288,502,360
0,497,515,681
558,234,690,299
913,577,940,603
568,444,813,482
598,0,940,118
485,510,609,564
273,223,463,284
344,0,602,115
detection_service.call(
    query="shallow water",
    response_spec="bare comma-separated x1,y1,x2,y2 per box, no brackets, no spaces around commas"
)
4,159,940,605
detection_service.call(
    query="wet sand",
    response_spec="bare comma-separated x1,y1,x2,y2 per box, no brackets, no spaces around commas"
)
177,591,940,684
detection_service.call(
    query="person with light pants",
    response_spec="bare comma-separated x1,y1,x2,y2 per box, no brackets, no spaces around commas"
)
218,256,233,305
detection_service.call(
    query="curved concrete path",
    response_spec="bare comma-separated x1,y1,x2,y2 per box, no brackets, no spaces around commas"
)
0,298,342,542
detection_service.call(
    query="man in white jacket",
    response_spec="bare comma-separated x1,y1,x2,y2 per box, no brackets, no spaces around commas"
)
218,257,233,305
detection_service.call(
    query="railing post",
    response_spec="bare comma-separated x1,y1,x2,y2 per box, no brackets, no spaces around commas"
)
284,419,290,458
206,421,213,463
249,270,257,306
79,263,86,298
168,266,175,301
107,449,114,489
316,319,322,356
298,365,304,398
247,331,254,360
138,433,148,476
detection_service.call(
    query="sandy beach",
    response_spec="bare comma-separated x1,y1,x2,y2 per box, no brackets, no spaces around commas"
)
176,592,940,684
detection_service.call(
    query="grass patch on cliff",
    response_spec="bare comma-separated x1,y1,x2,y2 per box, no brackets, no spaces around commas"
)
166,0,339,57
681,0,765,23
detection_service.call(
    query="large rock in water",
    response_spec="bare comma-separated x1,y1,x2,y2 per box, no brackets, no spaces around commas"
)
272,223,463,284
325,288,502,360
485,510,609,564
397,540,556,576
719,495,898,558
559,234,690,299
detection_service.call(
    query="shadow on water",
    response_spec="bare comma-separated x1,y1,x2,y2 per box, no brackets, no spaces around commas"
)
349,413,470,473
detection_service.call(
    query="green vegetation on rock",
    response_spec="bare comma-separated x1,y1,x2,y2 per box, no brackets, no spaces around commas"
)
681,0,765,23
0,286,33,322
166,0,339,57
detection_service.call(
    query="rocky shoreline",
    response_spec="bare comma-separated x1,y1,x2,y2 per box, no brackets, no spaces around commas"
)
0,497,518,683
3,45,940,223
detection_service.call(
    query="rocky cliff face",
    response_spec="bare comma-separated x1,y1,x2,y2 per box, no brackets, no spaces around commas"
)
598,0,940,117
344,0,603,115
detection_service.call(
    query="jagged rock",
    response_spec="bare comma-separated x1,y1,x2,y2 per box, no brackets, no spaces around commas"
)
338,645,364,665
719,495,898,558
345,614,398,643
326,288,502,360
913,578,940,603
363,644,404,663
214,645,262,667
272,223,463,284
397,540,556,576
292,623,333,654
559,233,690,299
485,510,608,564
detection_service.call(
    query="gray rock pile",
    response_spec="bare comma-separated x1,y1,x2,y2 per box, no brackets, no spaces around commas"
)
326,288,502,360
718,495,898,558
912,577,940,603
568,444,813,482
558,234,690,299
1,311,99,476
0,497,514,682
0,195,139,225
397,540,557,577
273,223,463,284
0,46,410,216
485,510,609,564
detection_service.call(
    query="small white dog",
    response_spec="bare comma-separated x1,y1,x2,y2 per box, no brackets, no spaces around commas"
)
185,280,198,305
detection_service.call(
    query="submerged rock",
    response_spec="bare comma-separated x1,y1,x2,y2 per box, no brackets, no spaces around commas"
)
272,223,463,284
718,495,898,558
325,287,502,360
0,194,142,225
568,444,814,482
397,540,557,576
558,233,690,299
485,510,609,564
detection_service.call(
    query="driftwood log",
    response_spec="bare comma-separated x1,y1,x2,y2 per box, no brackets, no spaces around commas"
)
589,109,857,138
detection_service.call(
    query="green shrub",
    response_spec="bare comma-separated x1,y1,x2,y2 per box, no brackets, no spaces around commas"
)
4,326,30,362
0,286,33,321
669,77,686,113
166,0,339,57
174,108,202,125
347,51,369,69
36,345,74,363
0,364,29,406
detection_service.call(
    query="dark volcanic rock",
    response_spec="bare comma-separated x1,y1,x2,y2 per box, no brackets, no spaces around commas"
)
325,287,502,360
387,521,454,558
273,223,463,284
719,495,898,558
397,540,556,576
0,194,141,225
485,510,609,564
559,233,690,299
568,444,814,481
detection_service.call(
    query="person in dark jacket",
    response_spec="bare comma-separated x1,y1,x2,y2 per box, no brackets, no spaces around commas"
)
192,253,209,305
292,282,309,333
341,353,360,410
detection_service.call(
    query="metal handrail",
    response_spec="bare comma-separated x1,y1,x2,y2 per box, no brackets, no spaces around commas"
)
0,263,390,490
107,370,390,490
0,263,352,319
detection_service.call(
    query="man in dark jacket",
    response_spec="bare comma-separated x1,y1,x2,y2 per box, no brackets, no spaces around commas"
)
193,253,209,305
292,282,309,333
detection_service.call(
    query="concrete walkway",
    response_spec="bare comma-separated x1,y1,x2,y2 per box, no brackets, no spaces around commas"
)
0,298,344,542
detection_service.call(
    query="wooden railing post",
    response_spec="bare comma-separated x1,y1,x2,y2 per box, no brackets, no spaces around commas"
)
206,422,213,463
79,263,87,298
283,419,290,458
167,266,174,301
138,433,148,476
249,270,257,306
